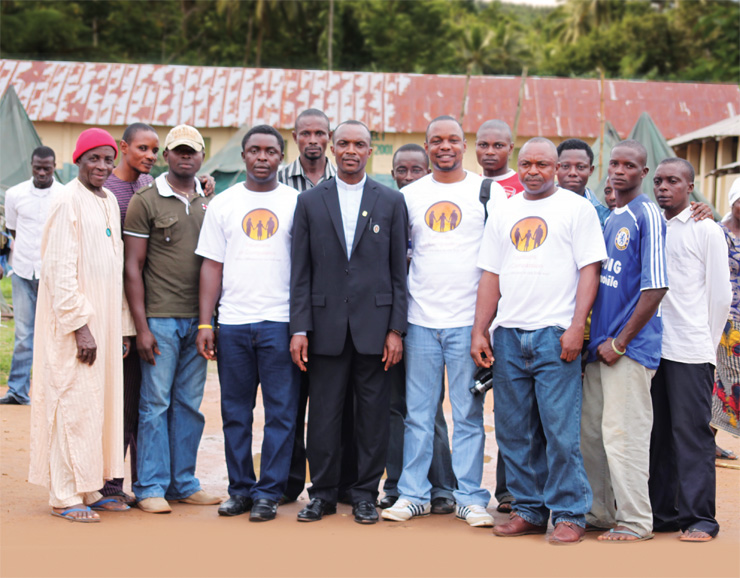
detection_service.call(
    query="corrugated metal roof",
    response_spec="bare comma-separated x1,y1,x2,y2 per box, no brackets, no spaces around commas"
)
1,59,738,139
668,114,740,146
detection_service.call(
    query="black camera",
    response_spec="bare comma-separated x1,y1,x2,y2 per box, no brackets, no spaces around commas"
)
470,365,493,395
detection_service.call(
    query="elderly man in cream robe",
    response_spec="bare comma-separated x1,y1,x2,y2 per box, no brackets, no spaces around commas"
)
29,128,135,523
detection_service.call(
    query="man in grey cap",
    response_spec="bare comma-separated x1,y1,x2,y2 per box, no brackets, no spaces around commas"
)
124,124,221,514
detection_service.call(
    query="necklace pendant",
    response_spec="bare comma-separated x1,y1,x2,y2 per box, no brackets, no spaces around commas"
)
106,227,112,237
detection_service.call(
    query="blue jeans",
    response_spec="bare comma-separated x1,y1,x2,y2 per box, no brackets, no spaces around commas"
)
384,362,456,500
492,326,592,527
133,317,208,500
217,322,300,501
398,324,490,507
7,275,39,404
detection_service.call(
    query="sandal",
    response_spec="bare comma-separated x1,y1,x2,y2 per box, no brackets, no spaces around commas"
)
51,506,101,523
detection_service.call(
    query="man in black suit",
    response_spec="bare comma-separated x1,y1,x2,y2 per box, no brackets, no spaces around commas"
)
290,120,408,524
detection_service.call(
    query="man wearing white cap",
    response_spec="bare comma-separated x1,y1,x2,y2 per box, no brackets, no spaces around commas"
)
124,125,220,513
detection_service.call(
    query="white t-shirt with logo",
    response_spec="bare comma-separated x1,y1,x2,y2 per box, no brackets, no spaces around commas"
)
403,171,507,328
195,182,299,325
478,188,607,333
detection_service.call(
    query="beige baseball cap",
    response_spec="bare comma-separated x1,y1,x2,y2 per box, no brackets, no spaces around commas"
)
164,124,205,152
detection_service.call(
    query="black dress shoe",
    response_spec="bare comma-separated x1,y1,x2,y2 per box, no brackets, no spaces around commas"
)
297,498,336,522
218,495,253,517
352,500,379,524
430,497,455,515
250,498,278,522
0,394,24,405
378,495,398,509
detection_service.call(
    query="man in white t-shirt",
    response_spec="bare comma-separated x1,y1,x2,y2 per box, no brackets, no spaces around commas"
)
2,146,64,406
196,125,301,523
471,137,606,544
382,116,507,528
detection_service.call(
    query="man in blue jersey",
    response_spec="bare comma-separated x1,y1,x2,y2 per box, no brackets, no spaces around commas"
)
582,140,668,543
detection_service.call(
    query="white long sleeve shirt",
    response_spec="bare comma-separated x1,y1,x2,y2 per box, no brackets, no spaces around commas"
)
661,206,732,364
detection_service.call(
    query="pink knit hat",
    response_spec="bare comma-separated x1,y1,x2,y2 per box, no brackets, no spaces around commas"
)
73,128,118,163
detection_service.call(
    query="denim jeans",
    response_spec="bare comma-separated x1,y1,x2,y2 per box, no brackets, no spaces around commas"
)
492,326,592,527
7,275,39,404
133,317,207,500
384,362,456,500
398,324,490,507
217,322,300,501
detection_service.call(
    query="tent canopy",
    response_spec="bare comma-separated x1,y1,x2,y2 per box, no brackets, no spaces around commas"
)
199,124,250,194
0,85,44,203
587,112,718,218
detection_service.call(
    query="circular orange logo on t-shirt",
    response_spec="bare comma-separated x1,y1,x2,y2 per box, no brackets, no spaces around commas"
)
510,217,548,252
424,201,462,233
242,209,278,241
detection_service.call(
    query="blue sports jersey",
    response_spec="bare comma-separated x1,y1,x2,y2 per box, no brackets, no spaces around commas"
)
588,194,668,370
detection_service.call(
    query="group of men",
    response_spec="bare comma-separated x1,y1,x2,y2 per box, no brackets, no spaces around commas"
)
3,107,729,544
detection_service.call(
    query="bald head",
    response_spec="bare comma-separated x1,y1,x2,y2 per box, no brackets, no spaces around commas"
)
517,138,559,198
426,115,464,142
520,137,558,161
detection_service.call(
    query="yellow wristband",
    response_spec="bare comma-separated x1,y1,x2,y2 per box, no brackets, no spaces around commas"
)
198,324,213,330
611,339,626,356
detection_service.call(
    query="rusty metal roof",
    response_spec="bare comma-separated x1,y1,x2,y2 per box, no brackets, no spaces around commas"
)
1,59,738,140
668,114,740,146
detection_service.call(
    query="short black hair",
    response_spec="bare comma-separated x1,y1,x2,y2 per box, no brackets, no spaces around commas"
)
122,122,157,144
332,120,372,143
393,143,428,166
557,138,594,165
242,125,285,153
426,115,464,141
31,146,55,161
476,119,512,141
295,109,330,132
612,139,648,166
658,157,695,182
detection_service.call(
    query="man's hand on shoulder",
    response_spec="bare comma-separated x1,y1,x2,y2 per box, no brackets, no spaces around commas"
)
199,174,216,197
290,335,309,372
690,201,713,222
383,331,403,371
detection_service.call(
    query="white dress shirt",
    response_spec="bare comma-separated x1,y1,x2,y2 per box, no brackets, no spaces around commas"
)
336,174,366,259
661,206,732,364
4,178,65,280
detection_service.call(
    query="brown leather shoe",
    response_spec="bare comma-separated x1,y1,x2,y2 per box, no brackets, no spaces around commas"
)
549,521,586,545
492,513,547,537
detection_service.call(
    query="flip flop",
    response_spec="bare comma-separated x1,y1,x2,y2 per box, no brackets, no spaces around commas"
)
715,446,738,460
89,497,130,511
51,506,101,523
679,528,714,542
496,502,513,513
599,528,653,542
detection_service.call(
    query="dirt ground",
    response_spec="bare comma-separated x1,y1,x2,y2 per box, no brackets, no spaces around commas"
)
1,367,739,578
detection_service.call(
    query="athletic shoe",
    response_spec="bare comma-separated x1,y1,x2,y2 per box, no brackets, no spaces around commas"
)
456,504,494,527
381,498,431,522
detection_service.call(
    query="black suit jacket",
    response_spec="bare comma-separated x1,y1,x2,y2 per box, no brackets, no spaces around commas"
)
290,176,408,356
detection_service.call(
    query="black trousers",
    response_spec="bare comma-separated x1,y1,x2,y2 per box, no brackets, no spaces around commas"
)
649,359,719,536
101,348,142,495
306,333,390,504
284,372,357,501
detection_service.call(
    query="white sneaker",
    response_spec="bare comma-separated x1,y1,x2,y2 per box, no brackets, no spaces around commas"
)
381,498,431,522
456,504,494,527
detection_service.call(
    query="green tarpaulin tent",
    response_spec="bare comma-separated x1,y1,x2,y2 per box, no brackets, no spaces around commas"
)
199,124,250,194
587,112,718,218
0,85,45,203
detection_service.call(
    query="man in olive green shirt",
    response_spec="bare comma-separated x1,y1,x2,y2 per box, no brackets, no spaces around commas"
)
123,125,220,514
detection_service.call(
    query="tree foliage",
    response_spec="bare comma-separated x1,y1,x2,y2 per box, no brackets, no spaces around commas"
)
0,0,737,83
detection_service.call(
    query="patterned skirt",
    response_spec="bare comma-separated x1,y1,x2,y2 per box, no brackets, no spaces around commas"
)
713,319,740,436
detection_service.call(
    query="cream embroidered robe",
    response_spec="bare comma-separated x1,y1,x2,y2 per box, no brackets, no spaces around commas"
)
29,178,133,492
